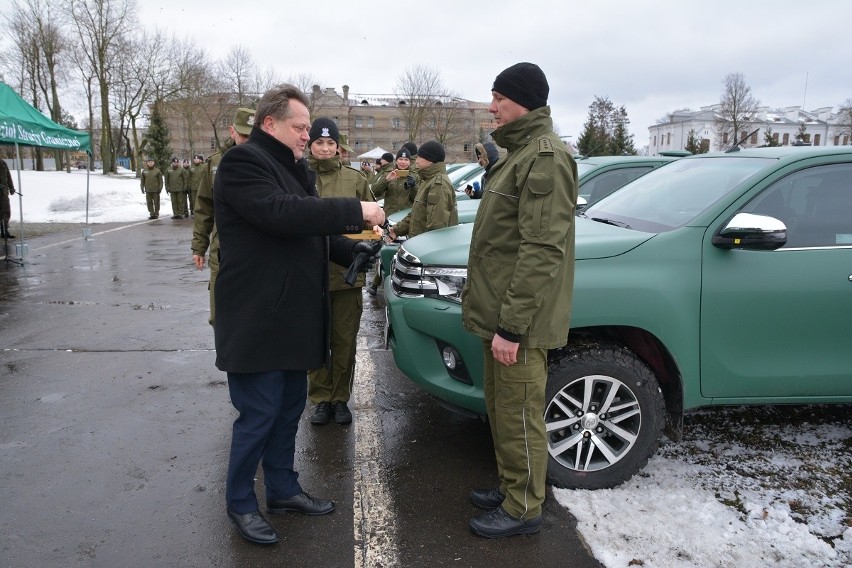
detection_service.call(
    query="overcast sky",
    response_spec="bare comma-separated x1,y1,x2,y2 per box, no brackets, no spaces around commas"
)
136,0,851,150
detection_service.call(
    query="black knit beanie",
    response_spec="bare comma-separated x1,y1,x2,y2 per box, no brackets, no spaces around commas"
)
396,147,413,160
308,117,340,147
417,140,445,164
492,62,549,111
402,141,418,156
381,152,394,163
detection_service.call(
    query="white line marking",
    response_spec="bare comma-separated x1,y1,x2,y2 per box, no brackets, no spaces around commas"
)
353,346,400,567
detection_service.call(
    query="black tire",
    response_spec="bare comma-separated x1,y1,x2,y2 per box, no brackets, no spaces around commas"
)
545,341,665,490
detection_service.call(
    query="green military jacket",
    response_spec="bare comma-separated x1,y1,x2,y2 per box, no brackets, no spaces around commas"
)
369,162,393,188
164,166,188,192
190,163,205,194
191,142,230,273
309,155,373,290
461,106,578,349
140,166,163,192
371,166,418,216
393,161,457,238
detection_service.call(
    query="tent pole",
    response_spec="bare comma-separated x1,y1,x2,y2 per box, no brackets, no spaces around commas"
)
83,154,92,239
9,142,25,265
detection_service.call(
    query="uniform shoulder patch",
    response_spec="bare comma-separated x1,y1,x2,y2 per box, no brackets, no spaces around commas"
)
538,137,554,155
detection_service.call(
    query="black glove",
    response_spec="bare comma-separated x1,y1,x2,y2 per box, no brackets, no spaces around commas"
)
404,175,416,190
344,240,383,286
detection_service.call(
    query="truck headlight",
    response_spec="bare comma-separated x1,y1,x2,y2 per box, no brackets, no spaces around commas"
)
421,267,467,303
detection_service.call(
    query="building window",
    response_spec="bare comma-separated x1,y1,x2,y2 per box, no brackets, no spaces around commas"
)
666,132,671,145
210,137,215,149
367,117,374,128
750,132,757,144
845,135,850,145
814,134,821,146
355,116,363,128
782,133,790,145
773,133,779,144
391,118,401,129
835,135,840,146
463,143,470,152
653,135,656,146
723,133,729,145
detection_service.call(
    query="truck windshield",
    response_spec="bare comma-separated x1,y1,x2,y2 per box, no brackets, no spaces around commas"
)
582,156,774,233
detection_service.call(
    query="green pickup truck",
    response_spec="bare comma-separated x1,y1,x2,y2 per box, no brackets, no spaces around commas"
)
384,146,852,490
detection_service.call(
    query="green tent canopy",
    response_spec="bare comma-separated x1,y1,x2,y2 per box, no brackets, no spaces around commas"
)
1,82,93,264
0,82,91,151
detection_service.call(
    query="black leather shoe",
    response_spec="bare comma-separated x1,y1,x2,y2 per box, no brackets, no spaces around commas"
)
333,401,352,425
310,401,332,425
266,492,335,516
470,487,505,510
227,509,279,544
469,507,541,538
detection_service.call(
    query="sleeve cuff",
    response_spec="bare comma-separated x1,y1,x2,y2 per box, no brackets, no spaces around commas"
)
495,326,522,343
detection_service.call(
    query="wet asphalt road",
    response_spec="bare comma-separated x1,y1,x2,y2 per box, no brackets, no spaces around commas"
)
0,221,603,568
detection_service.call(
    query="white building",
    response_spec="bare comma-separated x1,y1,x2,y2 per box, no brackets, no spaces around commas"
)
648,105,851,154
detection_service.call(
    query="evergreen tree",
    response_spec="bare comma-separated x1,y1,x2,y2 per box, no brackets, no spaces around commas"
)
143,100,173,172
577,96,636,156
608,106,636,155
795,122,808,144
684,128,709,154
763,126,781,147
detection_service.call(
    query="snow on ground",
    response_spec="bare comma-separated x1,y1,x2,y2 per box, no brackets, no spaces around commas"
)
7,167,168,224
7,169,852,567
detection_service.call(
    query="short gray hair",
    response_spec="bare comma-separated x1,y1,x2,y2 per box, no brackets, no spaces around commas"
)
255,84,310,125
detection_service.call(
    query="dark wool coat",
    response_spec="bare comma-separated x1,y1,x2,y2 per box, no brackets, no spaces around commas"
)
213,127,365,373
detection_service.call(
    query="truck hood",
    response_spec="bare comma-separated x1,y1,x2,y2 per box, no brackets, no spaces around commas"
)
399,217,654,267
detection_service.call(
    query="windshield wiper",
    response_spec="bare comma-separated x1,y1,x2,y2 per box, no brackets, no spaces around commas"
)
591,217,631,229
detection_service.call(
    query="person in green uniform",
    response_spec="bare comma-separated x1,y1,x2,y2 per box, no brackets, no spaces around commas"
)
306,117,374,426
189,154,205,217
460,62,578,539
191,107,254,325
140,158,163,219
181,159,192,217
387,140,457,240
165,158,188,219
369,152,394,187
367,147,422,295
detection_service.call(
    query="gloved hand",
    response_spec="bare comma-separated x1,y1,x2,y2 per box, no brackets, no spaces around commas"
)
404,175,416,190
344,240,383,286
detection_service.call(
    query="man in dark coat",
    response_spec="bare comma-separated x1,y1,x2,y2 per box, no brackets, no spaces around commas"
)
213,84,385,545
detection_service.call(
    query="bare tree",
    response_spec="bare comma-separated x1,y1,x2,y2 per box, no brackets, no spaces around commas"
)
253,66,284,98
220,45,254,106
68,0,136,173
111,30,170,173
5,0,71,169
395,65,445,143
715,72,760,150
424,91,469,150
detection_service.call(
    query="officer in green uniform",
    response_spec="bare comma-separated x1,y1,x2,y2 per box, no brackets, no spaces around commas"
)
189,154,205,217
388,140,457,240
140,158,163,219
305,117,374,426
371,147,418,216
369,152,394,187
191,108,254,325
366,147,420,295
165,158,188,218
460,63,577,539
181,159,192,216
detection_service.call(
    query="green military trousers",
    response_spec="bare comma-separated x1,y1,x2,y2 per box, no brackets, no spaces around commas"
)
145,191,160,217
308,286,363,404
482,340,548,520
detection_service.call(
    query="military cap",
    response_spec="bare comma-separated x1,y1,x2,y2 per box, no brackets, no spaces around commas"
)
233,107,256,135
